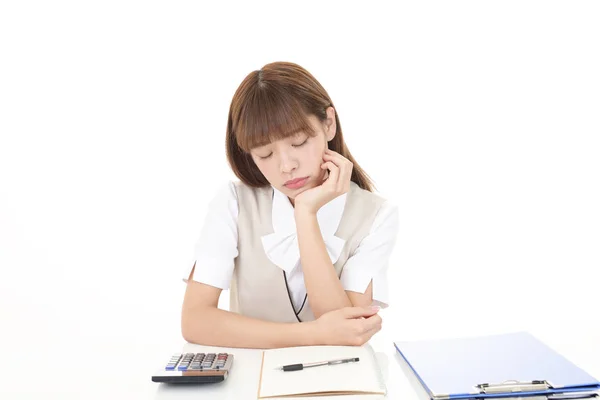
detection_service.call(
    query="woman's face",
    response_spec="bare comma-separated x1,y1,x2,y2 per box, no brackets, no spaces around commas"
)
250,109,336,200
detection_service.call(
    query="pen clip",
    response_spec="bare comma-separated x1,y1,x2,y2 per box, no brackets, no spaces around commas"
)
476,379,553,393
327,357,360,366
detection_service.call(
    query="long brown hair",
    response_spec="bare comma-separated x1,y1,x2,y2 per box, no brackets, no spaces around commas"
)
225,61,374,191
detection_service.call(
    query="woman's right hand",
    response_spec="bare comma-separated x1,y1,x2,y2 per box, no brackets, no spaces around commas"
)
311,306,383,346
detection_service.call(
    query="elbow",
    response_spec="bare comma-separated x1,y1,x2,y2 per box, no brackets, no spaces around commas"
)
180,313,195,344
181,324,196,344
181,306,209,345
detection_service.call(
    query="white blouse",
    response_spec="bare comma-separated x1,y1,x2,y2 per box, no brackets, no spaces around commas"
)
185,181,399,309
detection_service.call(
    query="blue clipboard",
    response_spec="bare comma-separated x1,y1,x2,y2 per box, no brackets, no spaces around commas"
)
394,331,600,399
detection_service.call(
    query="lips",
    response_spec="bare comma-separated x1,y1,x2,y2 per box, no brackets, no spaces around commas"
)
284,177,308,186
284,176,309,189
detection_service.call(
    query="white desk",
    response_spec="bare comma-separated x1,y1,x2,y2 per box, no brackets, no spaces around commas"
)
152,324,600,400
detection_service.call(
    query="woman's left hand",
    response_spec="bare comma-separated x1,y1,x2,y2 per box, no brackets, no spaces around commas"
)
294,149,353,215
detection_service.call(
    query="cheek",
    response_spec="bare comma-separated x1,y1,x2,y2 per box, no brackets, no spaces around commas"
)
297,151,319,170
306,143,326,167
256,160,276,178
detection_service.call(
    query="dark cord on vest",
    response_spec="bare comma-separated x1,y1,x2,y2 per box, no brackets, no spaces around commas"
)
283,270,308,323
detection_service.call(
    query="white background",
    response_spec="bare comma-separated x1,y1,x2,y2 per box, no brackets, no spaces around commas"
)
1,1,599,399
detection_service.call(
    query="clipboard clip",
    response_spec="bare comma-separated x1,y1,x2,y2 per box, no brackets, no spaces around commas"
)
476,380,554,394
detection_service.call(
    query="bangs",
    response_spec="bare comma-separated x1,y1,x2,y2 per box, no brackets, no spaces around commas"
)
233,86,317,152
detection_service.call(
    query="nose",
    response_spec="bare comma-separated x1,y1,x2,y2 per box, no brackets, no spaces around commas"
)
279,150,298,174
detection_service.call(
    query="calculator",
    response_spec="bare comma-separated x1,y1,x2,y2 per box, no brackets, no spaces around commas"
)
151,352,234,384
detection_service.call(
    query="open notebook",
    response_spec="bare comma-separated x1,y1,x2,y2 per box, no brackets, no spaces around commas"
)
257,345,386,399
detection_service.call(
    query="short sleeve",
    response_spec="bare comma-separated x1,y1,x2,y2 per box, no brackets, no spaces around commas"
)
182,181,239,289
339,201,399,308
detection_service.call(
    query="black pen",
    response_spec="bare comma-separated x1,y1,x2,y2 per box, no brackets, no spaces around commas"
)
277,357,360,372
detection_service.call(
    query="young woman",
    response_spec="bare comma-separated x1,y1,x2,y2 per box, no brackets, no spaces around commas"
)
181,62,399,349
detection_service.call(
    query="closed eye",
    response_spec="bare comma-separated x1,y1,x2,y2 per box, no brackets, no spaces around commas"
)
292,138,308,147
257,153,272,160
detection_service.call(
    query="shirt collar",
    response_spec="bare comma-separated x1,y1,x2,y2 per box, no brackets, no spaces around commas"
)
270,186,348,238
260,186,348,274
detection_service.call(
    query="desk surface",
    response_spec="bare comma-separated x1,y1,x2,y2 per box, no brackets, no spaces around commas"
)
152,325,600,400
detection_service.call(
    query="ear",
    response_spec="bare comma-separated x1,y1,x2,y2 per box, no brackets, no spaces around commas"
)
324,106,337,141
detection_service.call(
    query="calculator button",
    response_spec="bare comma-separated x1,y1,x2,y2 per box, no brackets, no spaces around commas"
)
166,354,183,370
164,352,234,372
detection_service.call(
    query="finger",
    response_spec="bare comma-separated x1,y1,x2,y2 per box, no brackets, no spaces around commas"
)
361,313,383,332
324,148,342,158
323,149,350,164
340,162,353,191
322,151,345,165
360,323,383,344
321,161,339,187
342,306,380,319
323,155,346,187
323,152,352,191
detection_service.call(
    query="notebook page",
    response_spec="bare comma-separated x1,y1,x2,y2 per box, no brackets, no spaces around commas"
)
258,345,385,398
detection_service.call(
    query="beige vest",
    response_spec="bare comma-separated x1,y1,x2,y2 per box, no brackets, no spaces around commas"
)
229,181,386,323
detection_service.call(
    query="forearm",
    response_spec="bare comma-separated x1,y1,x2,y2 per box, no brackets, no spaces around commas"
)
182,306,318,349
295,209,352,318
